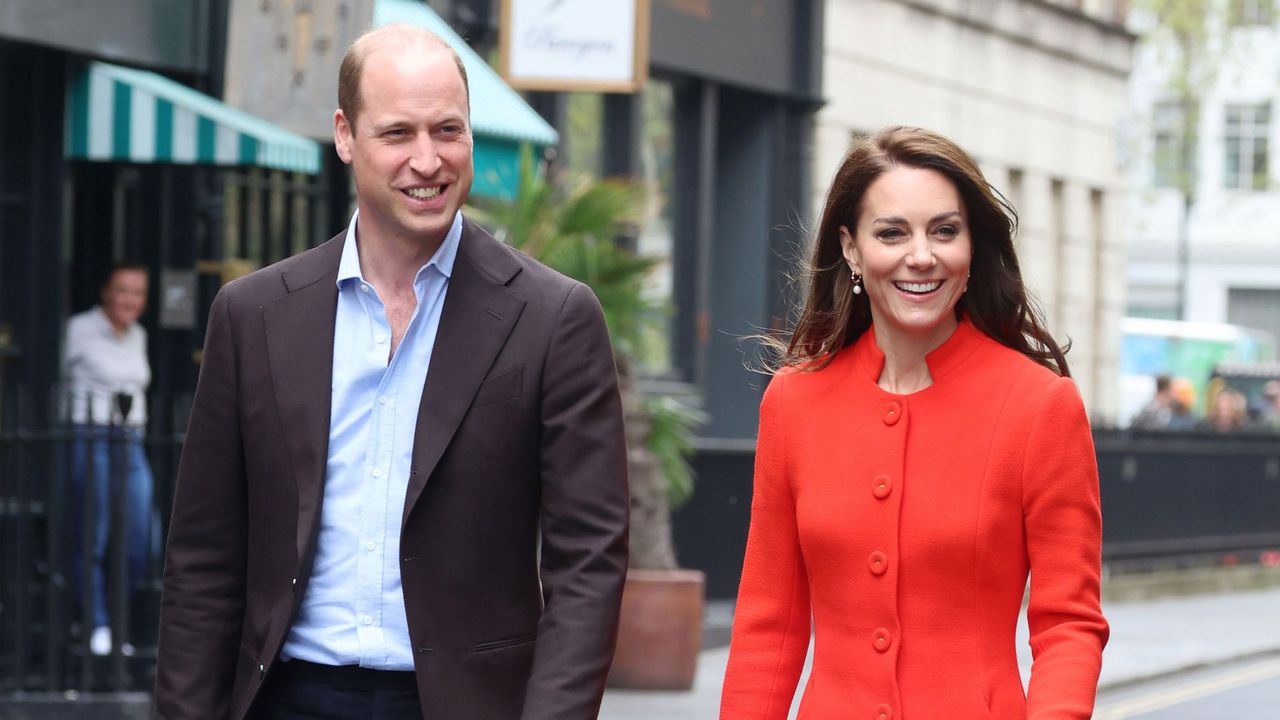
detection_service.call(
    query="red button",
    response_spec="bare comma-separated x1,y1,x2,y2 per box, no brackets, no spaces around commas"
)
875,704,893,720
868,551,887,576
872,628,892,652
872,475,892,499
882,402,902,425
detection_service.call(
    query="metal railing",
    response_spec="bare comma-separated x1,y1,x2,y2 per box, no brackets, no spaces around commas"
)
0,389,182,694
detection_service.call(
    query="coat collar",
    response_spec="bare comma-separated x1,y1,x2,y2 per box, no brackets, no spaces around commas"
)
262,217,528,556
401,217,526,524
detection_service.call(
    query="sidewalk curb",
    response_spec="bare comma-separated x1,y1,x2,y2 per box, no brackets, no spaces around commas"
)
1098,647,1280,692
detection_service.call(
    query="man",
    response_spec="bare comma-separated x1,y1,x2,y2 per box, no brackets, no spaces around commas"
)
1131,374,1179,430
155,25,629,719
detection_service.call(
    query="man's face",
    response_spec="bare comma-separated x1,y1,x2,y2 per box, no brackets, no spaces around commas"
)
102,269,148,329
334,43,473,248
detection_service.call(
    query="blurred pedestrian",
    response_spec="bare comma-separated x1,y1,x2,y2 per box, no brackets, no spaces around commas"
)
61,261,154,656
1168,376,1197,430
1132,373,1181,429
1198,387,1249,432
155,24,628,720
1261,380,1280,430
722,127,1108,719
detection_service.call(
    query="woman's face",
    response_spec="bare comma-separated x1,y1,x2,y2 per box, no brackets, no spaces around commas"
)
102,268,148,331
839,165,972,350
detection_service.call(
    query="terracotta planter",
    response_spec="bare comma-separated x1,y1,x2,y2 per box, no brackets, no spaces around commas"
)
608,568,706,690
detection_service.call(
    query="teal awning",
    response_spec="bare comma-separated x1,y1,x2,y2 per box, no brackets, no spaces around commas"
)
66,61,322,174
375,0,559,199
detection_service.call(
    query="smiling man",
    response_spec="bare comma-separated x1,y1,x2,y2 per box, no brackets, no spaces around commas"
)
155,25,629,720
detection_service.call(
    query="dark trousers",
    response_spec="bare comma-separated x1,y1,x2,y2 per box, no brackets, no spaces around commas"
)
249,660,422,720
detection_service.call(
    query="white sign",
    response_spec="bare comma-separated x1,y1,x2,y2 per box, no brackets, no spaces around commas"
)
501,0,649,93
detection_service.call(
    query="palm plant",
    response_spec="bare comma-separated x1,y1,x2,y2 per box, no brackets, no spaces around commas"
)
468,146,699,570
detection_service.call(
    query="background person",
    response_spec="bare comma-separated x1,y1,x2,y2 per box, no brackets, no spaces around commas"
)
1132,374,1182,430
1262,380,1280,430
1198,386,1249,433
61,261,154,657
155,24,629,720
721,127,1108,719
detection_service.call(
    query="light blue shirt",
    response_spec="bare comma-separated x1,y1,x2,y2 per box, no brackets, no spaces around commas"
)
281,210,462,669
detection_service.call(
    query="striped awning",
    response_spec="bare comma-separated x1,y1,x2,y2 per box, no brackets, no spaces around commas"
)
66,61,322,174
375,0,559,199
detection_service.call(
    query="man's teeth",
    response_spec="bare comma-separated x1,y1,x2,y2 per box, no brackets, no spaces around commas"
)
895,281,941,293
406,187,442,199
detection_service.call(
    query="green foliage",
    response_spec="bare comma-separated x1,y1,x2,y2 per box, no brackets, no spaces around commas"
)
469,143,700,505
646,395,707,510
469,145,659,356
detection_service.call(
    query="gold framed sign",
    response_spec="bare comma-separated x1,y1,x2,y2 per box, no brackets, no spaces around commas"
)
500,0,650,93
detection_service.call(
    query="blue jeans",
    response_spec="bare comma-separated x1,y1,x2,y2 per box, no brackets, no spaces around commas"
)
67,425,156,629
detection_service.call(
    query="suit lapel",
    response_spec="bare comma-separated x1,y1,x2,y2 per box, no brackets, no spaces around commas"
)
403,220,525,524
262,234,343,566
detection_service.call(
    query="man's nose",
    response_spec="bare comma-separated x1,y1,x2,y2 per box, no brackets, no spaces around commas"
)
409,136,441,175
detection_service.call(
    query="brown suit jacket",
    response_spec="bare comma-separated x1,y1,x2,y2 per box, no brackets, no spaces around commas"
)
155,218,629,719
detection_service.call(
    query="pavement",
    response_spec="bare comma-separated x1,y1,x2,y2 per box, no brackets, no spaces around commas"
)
4,572,1277,719
600,583,1280,719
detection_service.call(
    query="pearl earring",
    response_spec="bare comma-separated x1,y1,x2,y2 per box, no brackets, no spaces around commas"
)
851,270,863,295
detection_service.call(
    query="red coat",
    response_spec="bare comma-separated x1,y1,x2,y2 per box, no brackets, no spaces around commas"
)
721,320,1108,719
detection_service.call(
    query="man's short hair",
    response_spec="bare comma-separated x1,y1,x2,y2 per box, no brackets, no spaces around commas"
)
337,24,470,130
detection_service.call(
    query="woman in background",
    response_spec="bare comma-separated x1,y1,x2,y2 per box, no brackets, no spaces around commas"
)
720,127,1108,719
63,261,155,657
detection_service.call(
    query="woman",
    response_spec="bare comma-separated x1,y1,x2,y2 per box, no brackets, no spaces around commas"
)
721,127,1108,719
63,262,155,656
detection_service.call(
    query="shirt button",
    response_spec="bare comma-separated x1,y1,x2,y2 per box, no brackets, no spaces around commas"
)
360,284,371,294
872,475,893,500
375,334,386,344
372,467,383,478
882,402,902,425
875,703,894,720
365,541,375,552
868,551,887,576
378,395,388,405
364,615,373,625
872,628,892,652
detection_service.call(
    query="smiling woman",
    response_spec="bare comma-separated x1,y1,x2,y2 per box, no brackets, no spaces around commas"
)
722,127,1109,720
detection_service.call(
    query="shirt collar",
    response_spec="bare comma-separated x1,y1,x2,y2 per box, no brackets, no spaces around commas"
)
336,210,464,288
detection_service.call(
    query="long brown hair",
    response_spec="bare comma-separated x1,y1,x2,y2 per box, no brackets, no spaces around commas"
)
771,126,1069,376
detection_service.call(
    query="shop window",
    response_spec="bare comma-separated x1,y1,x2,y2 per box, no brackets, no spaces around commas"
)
1224,103,1270,191
637,79,676,374
563,93,603,182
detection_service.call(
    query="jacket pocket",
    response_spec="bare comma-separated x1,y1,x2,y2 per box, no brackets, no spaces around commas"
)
472,366,523,408
470,632,537,653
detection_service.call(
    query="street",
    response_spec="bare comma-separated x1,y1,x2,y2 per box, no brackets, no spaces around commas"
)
1095,654,1280,719
600,585,1280,719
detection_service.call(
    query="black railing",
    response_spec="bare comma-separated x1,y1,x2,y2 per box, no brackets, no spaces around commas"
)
0,392,182,695
1096,428,1280,563
676,430,1280,599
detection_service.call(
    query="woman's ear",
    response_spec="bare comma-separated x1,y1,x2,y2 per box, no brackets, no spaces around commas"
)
838,225,861,275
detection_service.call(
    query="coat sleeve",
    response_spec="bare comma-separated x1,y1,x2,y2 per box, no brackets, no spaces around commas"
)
1022,376,1110,719
720,372,810,719
521,282,630,720
155,289,248,719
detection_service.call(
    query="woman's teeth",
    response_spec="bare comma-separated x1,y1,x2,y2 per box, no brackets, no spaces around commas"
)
894,281,942,294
